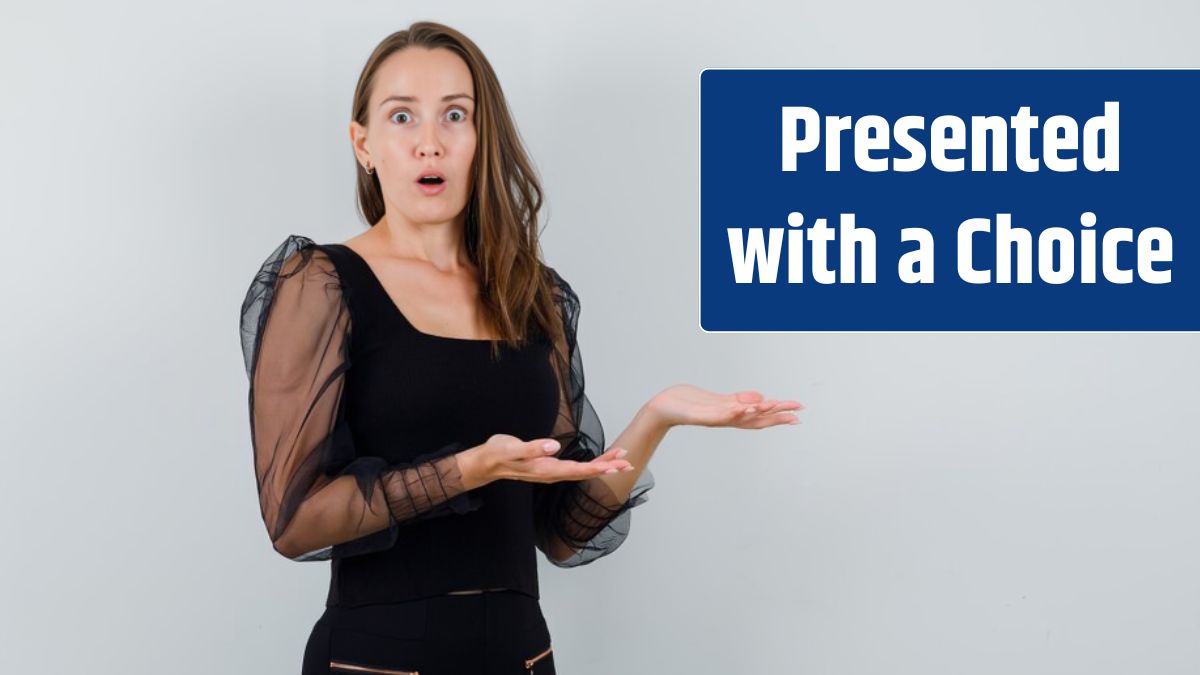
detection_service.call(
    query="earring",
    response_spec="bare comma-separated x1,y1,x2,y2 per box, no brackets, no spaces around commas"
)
365,163,374,175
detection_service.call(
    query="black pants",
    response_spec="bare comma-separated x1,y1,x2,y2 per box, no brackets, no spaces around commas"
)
302,589,557,675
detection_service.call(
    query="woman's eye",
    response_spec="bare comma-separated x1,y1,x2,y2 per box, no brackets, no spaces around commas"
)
390,110,411,124
447,108,467,122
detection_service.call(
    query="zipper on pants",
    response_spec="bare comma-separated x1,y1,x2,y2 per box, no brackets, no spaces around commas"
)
329,659,418,675
525,644,553,673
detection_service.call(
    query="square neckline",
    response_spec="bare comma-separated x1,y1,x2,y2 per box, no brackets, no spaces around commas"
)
330,243,505,345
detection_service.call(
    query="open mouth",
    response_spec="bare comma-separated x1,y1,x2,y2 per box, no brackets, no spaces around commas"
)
417,176,444,185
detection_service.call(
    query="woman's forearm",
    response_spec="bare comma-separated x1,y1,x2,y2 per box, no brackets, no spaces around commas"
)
590,400,670,507
537,401,669,563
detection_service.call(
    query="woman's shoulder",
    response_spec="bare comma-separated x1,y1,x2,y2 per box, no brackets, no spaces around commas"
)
249,234,353,281
260,233,342,259
240,235,351,378
242,234,345,312
540,262,579,311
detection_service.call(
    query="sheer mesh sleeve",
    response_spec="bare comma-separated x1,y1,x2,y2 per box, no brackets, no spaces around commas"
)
240,235,483,562
532,267,655,568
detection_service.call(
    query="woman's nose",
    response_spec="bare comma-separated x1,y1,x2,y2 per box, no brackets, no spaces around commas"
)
417,127,443,158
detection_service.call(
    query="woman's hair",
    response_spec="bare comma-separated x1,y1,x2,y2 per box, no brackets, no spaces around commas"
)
350,21,566,362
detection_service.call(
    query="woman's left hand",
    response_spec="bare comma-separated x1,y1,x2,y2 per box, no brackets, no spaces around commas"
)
647,384,805,429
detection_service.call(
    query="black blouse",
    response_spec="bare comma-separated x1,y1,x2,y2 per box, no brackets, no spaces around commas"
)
239,235,654,606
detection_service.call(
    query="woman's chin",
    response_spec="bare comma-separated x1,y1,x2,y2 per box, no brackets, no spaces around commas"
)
403,205,466,225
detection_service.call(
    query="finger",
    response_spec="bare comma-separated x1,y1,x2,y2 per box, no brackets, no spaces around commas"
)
548,457,633,480
527,438,562,459
744,412,801,429
597,459,635,476
576,456,632,476
751,400,805,418
760,398,803,411
759,399,785,412
739,404,760,418
595,446,629,461
756,400,794,416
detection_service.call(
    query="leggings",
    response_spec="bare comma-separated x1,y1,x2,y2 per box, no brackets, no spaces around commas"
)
301,589,556,675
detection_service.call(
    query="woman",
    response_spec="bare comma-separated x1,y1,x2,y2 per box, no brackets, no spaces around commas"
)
240,22,803,675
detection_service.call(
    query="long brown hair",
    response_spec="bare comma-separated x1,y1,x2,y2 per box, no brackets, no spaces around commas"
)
350,22,564,362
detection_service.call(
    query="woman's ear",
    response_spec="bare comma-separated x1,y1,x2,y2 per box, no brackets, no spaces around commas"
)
348,120,370,169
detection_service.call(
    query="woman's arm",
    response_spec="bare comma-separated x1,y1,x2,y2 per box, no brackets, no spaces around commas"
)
530,265,804,566
536,384,803,564
243,236,483,561
536,402,669,563
574,404,668,514
266,448,478,560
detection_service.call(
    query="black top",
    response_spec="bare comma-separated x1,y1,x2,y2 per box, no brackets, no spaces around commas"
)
239,235,654,607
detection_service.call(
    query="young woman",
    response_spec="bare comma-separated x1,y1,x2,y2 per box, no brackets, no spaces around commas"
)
240,22,804,675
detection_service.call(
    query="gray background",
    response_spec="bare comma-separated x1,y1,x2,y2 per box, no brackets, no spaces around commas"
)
2,1,1198,673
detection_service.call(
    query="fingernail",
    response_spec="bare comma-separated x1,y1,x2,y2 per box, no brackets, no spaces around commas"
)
605,468,618,474
616,449,628,458
622,465,634,472
543,440,560,453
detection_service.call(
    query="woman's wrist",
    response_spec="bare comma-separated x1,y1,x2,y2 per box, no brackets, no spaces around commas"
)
640,397,676,433
456,445,491,491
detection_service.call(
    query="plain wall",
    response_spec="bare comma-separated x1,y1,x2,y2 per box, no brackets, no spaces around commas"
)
2,1,1198,673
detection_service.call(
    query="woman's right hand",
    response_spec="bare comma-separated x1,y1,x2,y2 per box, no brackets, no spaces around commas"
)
457,433,634,490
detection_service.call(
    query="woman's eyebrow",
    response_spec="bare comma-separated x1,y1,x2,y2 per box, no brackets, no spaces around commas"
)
378,93,474,108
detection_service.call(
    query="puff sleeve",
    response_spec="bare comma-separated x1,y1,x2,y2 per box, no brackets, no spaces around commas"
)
240,235,482,562
532,267,655,568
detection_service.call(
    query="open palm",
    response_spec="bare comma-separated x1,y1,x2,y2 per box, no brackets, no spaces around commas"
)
648,384,804,429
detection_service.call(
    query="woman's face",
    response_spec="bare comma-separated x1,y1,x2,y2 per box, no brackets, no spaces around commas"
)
352,47,477,229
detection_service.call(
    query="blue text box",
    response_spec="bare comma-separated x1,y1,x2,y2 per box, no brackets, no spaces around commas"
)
699,69,1199,331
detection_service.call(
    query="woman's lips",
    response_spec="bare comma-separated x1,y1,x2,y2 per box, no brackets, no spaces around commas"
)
416,179,446,195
